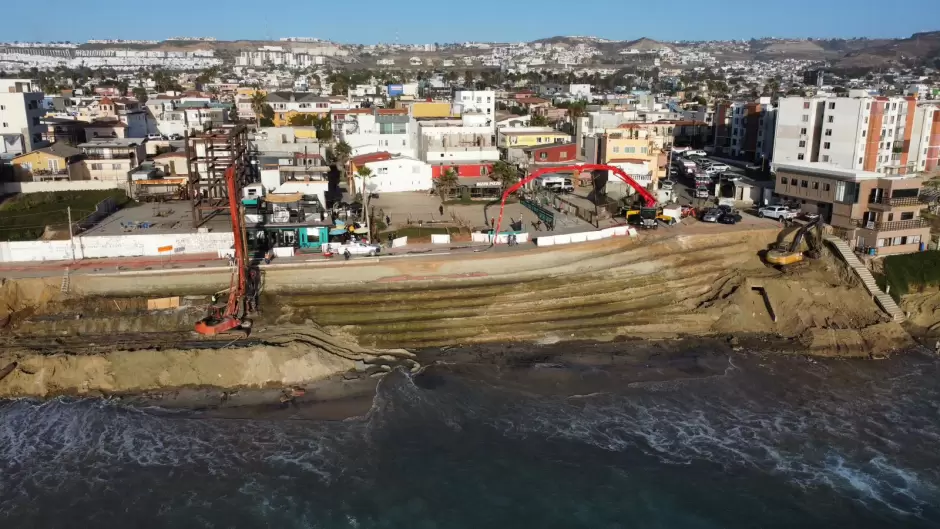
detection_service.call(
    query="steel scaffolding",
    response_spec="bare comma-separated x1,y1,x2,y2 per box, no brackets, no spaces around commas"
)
185,125,251,228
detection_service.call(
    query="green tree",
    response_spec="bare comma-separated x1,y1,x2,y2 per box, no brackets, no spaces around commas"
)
333,141,352,170
530,114,549,126
490,161,519,193
132,87,149,103
314,115,333,142
435,167,459,202
259,104,275,127
289,113,316,126
250,90,268,124
463,70,474,87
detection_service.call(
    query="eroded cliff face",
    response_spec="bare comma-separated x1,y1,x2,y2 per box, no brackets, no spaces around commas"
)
0,229,920,399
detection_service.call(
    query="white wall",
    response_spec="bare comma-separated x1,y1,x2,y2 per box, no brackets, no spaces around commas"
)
0,231,235,262
0,180,127,194
357,158,432,193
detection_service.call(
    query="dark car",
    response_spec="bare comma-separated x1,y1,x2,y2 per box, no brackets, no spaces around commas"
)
718,212,743,224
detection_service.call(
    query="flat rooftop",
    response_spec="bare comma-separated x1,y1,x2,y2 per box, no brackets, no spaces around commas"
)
81,201,232,237
774,161,925,182
78,138,146,148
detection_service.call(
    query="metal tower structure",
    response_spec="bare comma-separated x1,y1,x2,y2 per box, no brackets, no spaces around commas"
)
185,124,251,228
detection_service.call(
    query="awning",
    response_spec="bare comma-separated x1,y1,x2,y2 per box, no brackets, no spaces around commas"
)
265,192,303,204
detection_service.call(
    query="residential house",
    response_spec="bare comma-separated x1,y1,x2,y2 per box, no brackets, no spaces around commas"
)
78,137,146,182
354,156,432,194
0,78,47,156
773,161,930,256
417,116,500,166
512,142,577,169
337,108,414,158
267,92,330,126
11,142,89,182
497,127,571,151
153,151,188,177
85,119,128,139
42,117,88,145
583,130,665,192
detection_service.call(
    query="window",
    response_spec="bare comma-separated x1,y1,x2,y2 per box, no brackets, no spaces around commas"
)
828,102,835,110
801,115,809,122
91,163,103,170
800,128,807,135
412,166,420,174
624,147,636,153
892,102,897,110
812,182,819,190
536,137,543,143
539,152,547,160
824,183,831,191
486,97,491,103
0,105,4,110
803,102,810,109
799,140,806,147
790,178,798,185
613,146,620,153
823,142,831,149
560,151,567,159
640,147,648,154
862,130,866,137
866,102,871,109
798,153,805,160
825,129,832,136
780,177,787,185
822,155,829,162
901,212,914,221
112,164,121,170
858,157,863,165
801,180,808,188
1,122,6,128
827,116,834,123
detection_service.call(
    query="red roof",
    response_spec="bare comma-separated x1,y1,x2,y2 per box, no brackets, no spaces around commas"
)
99,97,114,105
350,151,392,166
517,97,549,105
377,108,408,115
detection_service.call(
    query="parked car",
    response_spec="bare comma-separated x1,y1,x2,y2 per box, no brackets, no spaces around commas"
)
168,133,183,140
722,173,742,181
701,208,723,222
146,133,165,140
694,188,709,199
718,212,743,225
709,162,730,172
684,149,708,158
801,211,821,221
333,241,382,256
757,205,798,220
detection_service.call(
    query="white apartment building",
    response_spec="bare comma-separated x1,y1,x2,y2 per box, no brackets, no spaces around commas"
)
78,138,146,182
0,79,47,155
773,94,939,174
341,111,415,158
415,116,499,165
355,157,432,194
453,89,496,120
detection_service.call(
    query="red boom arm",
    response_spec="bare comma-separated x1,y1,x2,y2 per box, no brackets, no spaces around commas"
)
224,166,246,317
493,164,655,241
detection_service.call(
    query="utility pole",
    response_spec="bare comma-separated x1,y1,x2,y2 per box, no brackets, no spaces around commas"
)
67,206,75,261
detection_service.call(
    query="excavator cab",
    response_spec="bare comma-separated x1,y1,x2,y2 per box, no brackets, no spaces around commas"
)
765,218,825,271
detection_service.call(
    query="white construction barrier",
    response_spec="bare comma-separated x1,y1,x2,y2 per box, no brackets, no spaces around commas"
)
470,231,529,244
534,226,637,247
272,247,295,258
0,232,236,263
392,236,408,248
431,234,451,244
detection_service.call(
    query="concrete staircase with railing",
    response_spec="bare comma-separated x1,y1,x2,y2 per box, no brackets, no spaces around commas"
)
823,235,905,322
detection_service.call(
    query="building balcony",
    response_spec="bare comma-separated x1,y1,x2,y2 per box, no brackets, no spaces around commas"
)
83,153,135,160
853,218,930,232
867,195,928,209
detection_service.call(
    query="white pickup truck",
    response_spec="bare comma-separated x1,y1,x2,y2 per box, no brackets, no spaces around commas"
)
325,241,382,256
757,205,798,221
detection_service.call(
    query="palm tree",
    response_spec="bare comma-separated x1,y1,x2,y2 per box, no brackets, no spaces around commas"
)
490,161,519,194
249,90,267,124
357,166,374,240
436,167,459,203
333,141,352,171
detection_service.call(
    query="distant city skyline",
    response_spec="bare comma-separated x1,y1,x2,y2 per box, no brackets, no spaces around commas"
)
1,0,935,44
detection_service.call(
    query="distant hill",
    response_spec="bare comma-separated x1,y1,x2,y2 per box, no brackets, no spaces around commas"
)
621,37,675,52
834,31,940,68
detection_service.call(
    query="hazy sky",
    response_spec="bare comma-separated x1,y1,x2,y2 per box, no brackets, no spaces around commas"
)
1,0,931,43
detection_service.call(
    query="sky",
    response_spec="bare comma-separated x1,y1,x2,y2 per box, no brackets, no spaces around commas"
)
1,0,933,44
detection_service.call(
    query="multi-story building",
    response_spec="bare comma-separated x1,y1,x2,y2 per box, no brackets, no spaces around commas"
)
10,142,88,182
713,97,776,162
267,92,331,126
453,89,496,119
0,78,46,155
78,138,146,182
582,130,666,192
497,127,570,150
773,161,930,256
336,108,414,158
773,94,940,175
417,115,499,166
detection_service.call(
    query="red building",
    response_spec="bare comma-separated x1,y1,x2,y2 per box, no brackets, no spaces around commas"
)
522,142,577,166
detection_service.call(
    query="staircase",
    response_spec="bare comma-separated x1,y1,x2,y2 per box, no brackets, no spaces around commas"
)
60,268,70,295
823,235,905,322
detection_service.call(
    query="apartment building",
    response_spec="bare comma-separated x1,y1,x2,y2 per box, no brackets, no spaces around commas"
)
78,138,146,182
453,89,496,119
773,94,940,175
0,78,47,155
713,97,775,162
582,130,665,191
416,116,499,165
267,92,331,126
337,109,414,158
773,161,930,256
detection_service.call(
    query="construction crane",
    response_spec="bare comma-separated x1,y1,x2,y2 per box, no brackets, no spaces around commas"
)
195,165,257,335
765,217,825,271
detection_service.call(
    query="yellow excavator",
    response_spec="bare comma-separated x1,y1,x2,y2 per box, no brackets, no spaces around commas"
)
765,217,825,270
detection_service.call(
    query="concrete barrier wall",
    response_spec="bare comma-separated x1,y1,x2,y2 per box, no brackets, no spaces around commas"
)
431,234,451,244
392,236,408,248
471,231,529,244
0,232,235,263
273,246,294,258
534,226,636,247
0,181,127,194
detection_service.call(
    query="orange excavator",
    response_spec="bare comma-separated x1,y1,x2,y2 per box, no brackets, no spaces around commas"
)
195,165,257,335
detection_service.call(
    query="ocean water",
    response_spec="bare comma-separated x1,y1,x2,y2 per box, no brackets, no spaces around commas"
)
1,350,939,529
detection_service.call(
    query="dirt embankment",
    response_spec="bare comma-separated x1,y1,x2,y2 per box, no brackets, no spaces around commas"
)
0,228,920,400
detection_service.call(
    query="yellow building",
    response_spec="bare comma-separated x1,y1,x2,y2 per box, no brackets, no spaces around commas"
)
600,131,665,191
11,142,89,182
410,101,452,118
497,128,571,149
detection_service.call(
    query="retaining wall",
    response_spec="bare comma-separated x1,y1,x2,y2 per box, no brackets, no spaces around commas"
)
0,232,235,262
